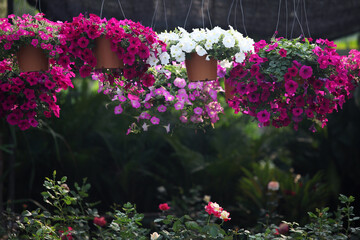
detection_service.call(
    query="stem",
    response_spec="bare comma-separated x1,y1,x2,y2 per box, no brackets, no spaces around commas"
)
345,202,350,236
207,214,211,225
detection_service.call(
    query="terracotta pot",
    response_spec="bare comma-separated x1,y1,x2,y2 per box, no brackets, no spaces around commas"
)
17,45,49,72
93,36,124,69
185,53,217,82
224,81,235,102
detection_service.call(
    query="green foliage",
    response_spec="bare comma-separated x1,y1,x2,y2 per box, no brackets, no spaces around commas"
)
2,171,148,239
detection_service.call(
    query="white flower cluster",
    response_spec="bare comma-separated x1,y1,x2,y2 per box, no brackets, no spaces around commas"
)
158,26,254,64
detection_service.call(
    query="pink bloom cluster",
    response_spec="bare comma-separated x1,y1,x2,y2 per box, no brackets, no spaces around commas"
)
0,13,61,58
205,202,231,222
227,37,357,131
342,49,360,85
96,63,223,134
59,14,165,87
0,59,74,130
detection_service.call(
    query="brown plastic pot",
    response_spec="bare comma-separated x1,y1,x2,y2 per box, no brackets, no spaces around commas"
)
17,45,49,72
224,81,235,102
93,36,124,69
185,53,217,82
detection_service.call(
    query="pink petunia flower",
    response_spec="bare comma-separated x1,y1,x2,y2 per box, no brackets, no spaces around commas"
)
279,48,287,57
257,110,270,123
150,116,160,125
299,65,313,79
285,80,298,95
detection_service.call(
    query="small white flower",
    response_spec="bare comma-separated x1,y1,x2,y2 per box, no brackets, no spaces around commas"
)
159,52,170,65
195,45,207,56
164,123,170,133
223,35,235,48
170,44,182,57
181,38,196,53
235,52,246,63
146,56,159,66
190,29,206,42
203,195,211,203
204,39,213,50
175,52,186,62
142,123,149,131
150,232,160,240
205,55,211,61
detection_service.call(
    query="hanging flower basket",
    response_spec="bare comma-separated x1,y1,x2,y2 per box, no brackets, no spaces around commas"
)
59,14,165,88
17,45,49,72
226,37,357,131
93,36,124,69
158,27,254,82
185,53,217,81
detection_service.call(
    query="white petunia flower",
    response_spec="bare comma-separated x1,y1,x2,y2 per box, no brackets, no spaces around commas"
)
204,39,213,50
159,52,170,65
190,29,207,42
181,38,196,53
235,52,246,63
175,52,186,62
223,35,235,48
146,56,159,66
142,123,149,131
195,45,207,56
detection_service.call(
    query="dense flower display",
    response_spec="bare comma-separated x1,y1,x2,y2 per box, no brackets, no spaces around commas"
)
0,58,74,130
0,13,359,133
59,13,166,87
226,37,357,130
95,63,224,134
0,13,61,60
158,26,254,64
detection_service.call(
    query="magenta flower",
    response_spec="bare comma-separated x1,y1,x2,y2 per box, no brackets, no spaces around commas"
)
77,37,89,48
31,39,38,47
257,110,270,123
279,48,287,57
131,100,141,109
139,112,151,119
79,65,92,78
285,80,298,95
194,107,203,115
288,66,298,76
174,102,184,110
150,116,160,125
157,105,167,112
292,107,303,117
299,65,313,79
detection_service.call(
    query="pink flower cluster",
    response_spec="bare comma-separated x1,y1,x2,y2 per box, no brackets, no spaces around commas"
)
0,13,61,58
227,37,357,130
0,59,74,130
205,202,231,222
59,14,165,87
96,63,224,134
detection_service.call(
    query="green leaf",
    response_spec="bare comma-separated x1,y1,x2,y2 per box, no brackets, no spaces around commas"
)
22,210,32,217
61,176,67,183
185,221,200,230
172,220,182,232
